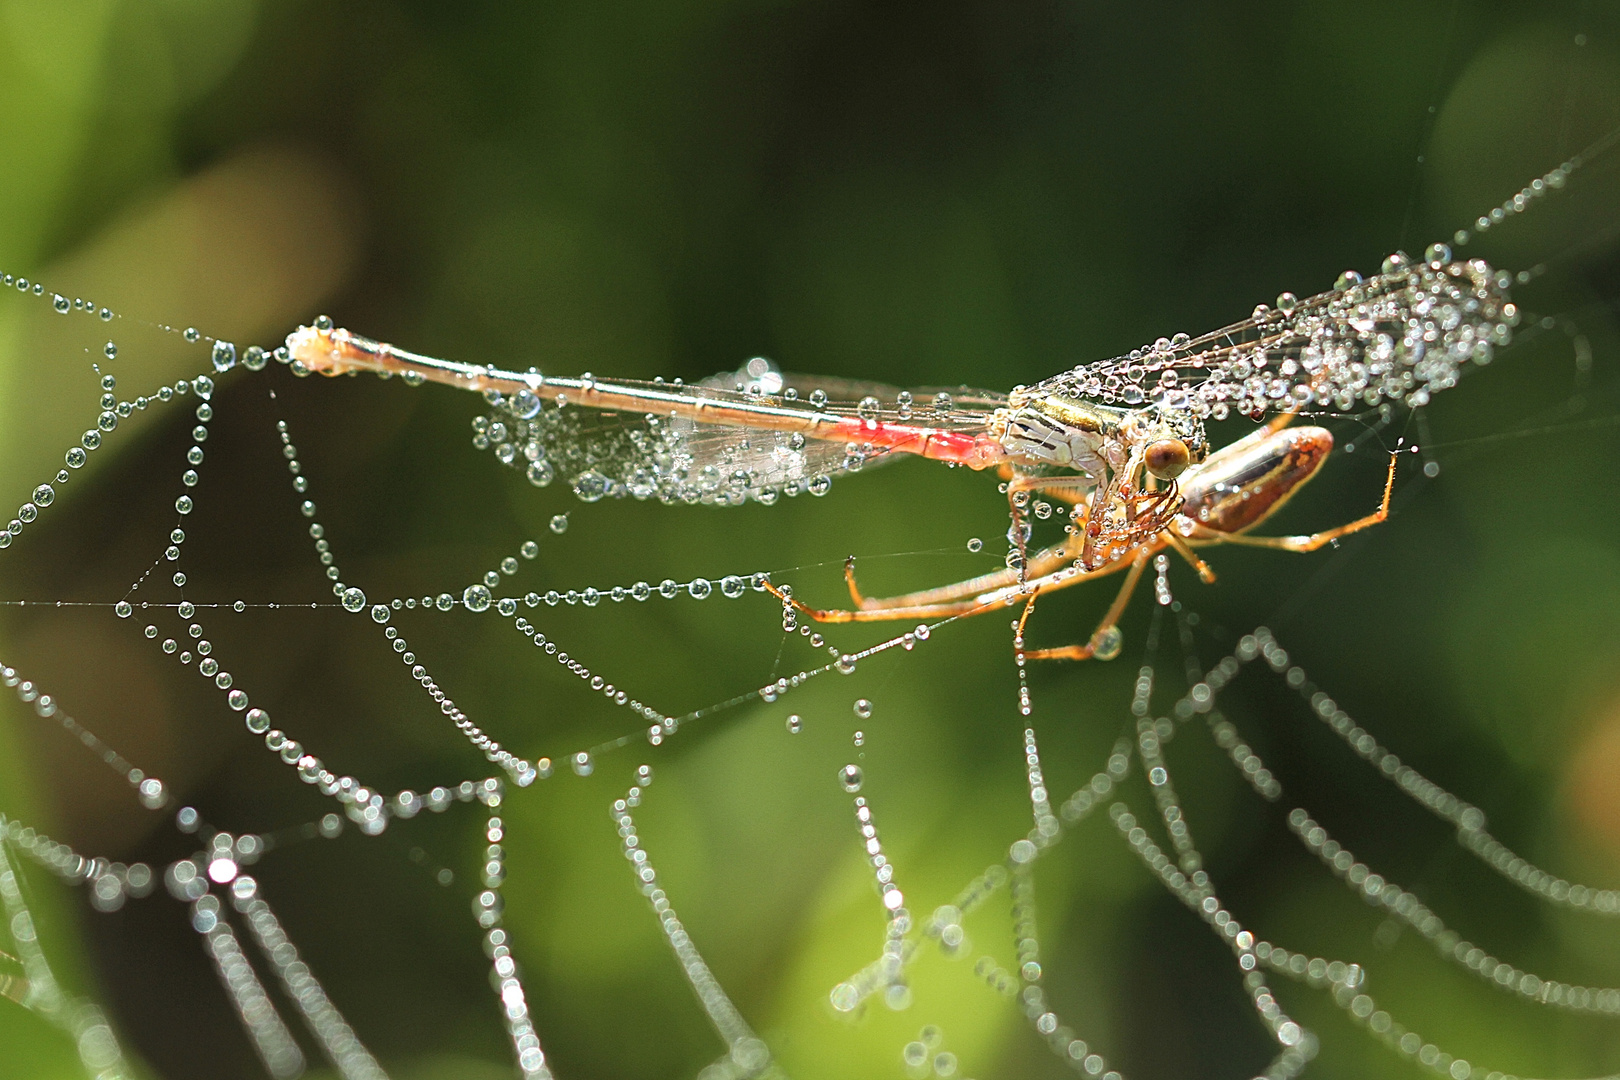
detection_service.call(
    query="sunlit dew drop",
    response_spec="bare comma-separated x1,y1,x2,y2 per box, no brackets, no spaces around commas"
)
245,708,270,735
636,764,653,786
966,537,983,553
32,484,53,508
182,327,200,343
51,293,68,313
549,514,568,535
571,752,593,777
836,654,857,675
839,764,863,793
853,698,872,720
462,584,492,612
786,714,802,734
852,731,864,747
340,587,367,613
370,604,391,624
103,341,116,360
211,340,237,372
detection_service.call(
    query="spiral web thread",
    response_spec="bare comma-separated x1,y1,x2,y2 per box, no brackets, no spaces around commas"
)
0,135,1618,1080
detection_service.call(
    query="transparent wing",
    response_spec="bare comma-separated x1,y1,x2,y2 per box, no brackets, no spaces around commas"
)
470,359,1007,507
1031,254,1517,419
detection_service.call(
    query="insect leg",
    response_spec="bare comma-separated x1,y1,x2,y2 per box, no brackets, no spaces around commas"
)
763,581,1003,624
1205,451,1398,552
810,542,1084,621
1016,548,1151,663
1162,532,1217,583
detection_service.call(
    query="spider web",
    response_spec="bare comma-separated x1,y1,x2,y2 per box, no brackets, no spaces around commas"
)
4,62,1620,1080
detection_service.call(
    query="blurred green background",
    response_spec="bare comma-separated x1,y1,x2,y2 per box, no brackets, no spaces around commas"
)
0,1,1619,1078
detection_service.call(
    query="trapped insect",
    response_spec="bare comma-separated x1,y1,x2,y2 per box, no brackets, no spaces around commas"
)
286,237,1513,657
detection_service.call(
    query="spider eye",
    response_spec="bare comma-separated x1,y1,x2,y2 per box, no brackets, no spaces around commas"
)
1144,438,1191,480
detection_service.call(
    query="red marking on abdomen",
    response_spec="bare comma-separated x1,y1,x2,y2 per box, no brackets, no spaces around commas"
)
826,418,1004,469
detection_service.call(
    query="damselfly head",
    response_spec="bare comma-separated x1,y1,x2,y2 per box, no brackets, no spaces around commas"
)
1137,406,1208,480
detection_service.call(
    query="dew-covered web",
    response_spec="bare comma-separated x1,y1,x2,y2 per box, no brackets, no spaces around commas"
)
4,61,1620,1080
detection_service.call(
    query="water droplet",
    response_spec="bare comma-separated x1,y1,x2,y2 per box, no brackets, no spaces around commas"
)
549,514,569,534
967,537,983,553
839,764,864,792
572,471,610,502
227,689,248,711
32,484,53,507
370,604,391,624
462,585,492,612
211,341,237,371
183,327,200,343
687,578,712,600
836,654,857,675
512,390,542,418
636,764,653,786
341,587,367,612
103,341,117,360
243,345,267,371
571,752,593,776
852,730,865,747
51,293,68,313
786,714,802,734
245,708,271,734
65,447,86,469
853,698,872,719
115,601,132,618
1091,625,1123,661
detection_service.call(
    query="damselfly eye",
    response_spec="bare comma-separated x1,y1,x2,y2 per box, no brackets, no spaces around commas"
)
1145,438,1191,480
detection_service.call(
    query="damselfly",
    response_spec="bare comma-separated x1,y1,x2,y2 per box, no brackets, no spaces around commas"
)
286,245,1508,660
